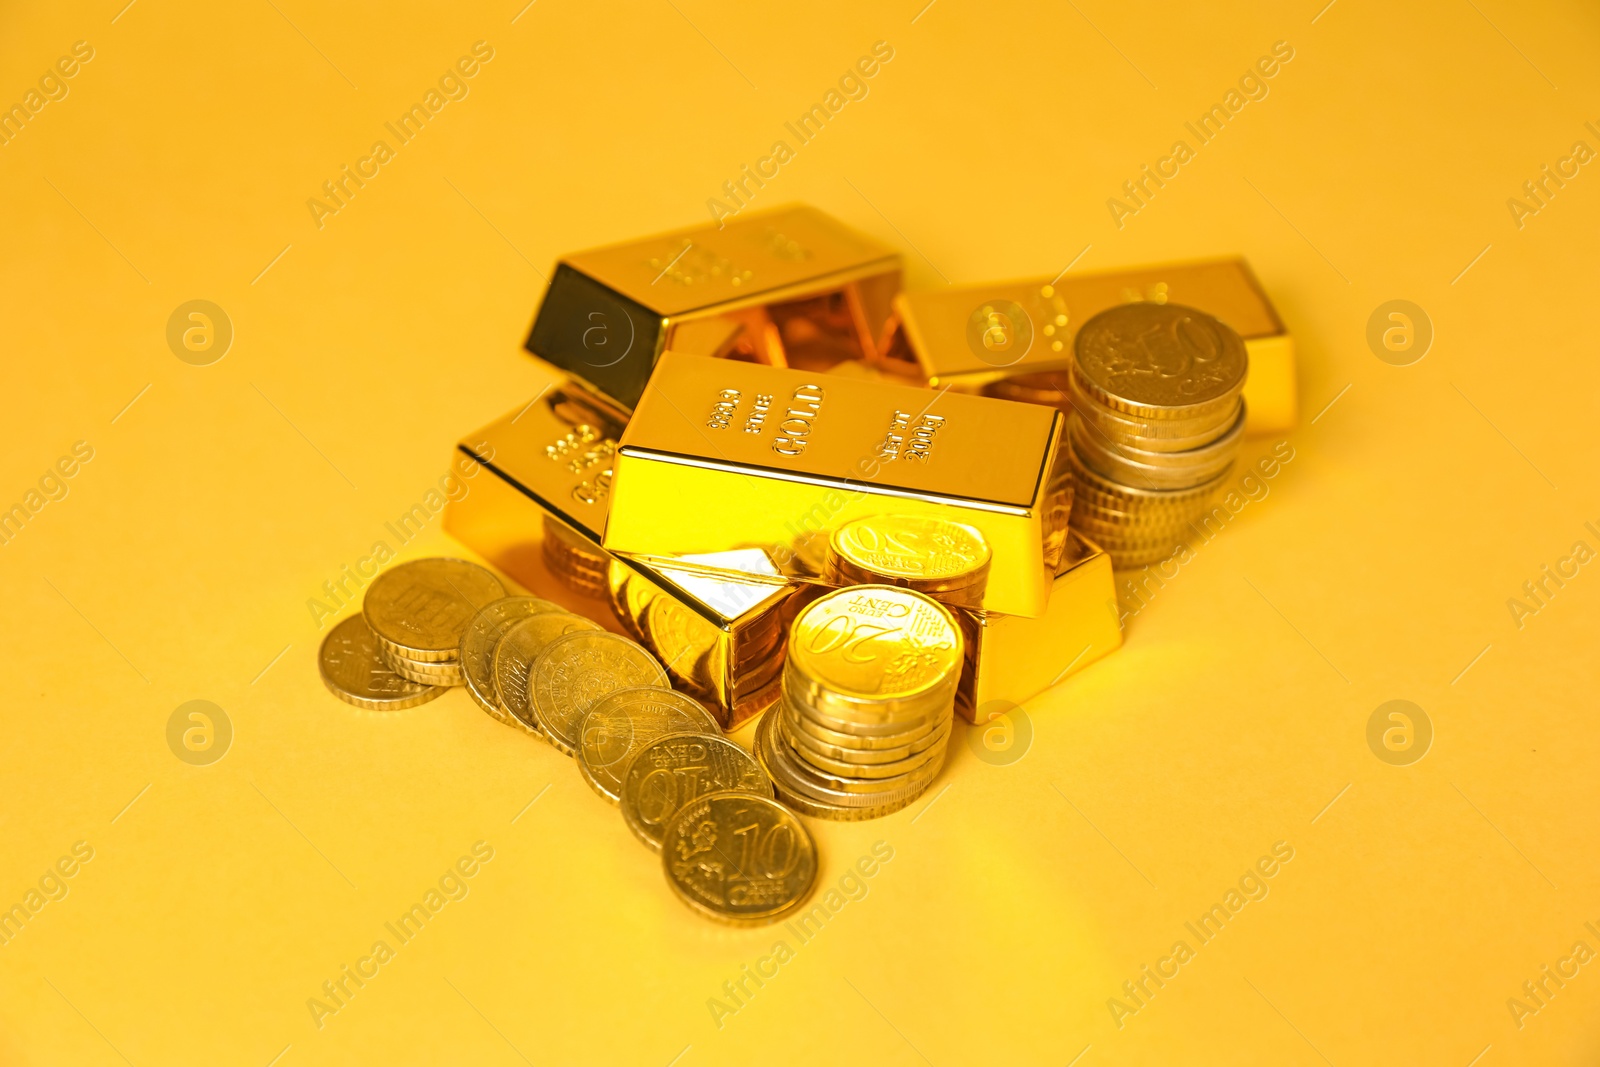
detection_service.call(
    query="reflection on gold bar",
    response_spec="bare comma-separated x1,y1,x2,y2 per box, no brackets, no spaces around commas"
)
877,258,1296,434
441,381,806,729
607,551,808,731
525,205,902,409
953,532,1122,723
605,352,1071,618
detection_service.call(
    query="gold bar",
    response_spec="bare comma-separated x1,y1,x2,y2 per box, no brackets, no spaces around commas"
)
604,352,1072,618
442,380,804,729
525,205,902,409
954,532,1122,724
606,552,806,731
877,257,1297,435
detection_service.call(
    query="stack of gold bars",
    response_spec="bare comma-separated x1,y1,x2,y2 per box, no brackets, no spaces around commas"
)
316,204,1298,924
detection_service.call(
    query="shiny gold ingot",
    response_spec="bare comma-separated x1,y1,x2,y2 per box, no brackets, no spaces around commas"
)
611,550,797,731
443,381,628,605
606,353,1070,619
525,204,902,409
953,532,1122,724
442,381,810,729
877,258,1296,434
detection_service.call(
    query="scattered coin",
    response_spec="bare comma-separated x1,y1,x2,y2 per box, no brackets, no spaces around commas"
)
531,631,669,755
577,687,720,804
459,596,566,721
620,732,771,850
486,616,585,728
495,612,604,732
319,615,448,711
661,791,817,925
364,558,505,661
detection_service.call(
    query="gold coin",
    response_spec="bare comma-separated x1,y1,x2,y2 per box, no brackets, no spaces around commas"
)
458,596,566,722
784,667,957,727
543,515,611,593
493,612,603,732
827,515,991,607
787,586,962,705
1071,505,1205,536
606,560,654,645
770,726,947,795
784,698,943,749
1070,410,1242,489
1073,303,1247,421
787,718,952,779
531,631,669,755
646,595,720,697
385,654,463,687
767,779,923,821
784,701,948,764
621,732,771,851
1068,443,1232,505
319,615,448,711
576,687,720,804
661,791,816,925
1071,385,1243,448
363,558,506,661
787,684,954,736
755,708,943,808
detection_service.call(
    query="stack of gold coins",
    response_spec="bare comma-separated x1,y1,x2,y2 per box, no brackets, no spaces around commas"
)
361,558,506,686
756,585,960,820
542,514,609,596
1065,302,1247,568
825,514,992,610
319,614,450,711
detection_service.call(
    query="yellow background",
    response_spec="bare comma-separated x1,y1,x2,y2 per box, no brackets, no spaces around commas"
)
3,0,1597,1063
